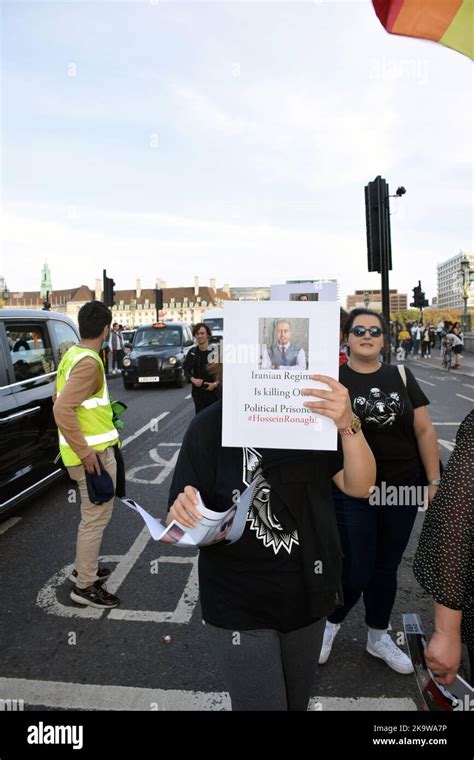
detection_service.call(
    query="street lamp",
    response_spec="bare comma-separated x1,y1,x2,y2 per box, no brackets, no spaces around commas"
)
460,255,473,333
363,291,370,309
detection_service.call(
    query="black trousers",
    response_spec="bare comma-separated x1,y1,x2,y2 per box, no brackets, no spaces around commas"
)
192,390,220,415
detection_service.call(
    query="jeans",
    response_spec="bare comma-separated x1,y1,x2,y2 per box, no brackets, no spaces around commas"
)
328,477,420,629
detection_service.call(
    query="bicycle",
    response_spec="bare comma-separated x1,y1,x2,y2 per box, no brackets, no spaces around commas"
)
441,341,454,370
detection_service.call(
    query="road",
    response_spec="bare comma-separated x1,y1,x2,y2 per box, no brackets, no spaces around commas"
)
0,364,472,714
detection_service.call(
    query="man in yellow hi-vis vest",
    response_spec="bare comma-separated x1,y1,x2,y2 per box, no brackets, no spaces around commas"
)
53,301,120,609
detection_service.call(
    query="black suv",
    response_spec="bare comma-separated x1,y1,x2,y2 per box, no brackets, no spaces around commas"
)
0,309,80,519
122,322,193,389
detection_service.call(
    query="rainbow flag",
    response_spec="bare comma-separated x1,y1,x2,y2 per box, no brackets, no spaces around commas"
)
373,0,473,59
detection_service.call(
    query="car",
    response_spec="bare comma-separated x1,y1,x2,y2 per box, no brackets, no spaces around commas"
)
121,321,194,389
202,307,224,344
0,309,80,519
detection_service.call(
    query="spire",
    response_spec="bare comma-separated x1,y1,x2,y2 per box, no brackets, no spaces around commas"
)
40,262,52,299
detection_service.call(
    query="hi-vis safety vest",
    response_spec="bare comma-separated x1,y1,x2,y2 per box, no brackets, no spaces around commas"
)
56,345,119,467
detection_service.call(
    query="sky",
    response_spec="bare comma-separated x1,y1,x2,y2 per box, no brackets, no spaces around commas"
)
1,0,472,303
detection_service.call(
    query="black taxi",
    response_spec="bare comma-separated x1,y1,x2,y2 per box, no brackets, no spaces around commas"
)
121,321,194,389
0,309,80,519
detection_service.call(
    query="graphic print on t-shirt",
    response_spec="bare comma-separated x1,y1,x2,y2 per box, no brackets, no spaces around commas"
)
241,447,299,555
353,387,404,428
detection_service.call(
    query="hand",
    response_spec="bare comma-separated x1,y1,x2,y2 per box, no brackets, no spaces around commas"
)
205,382,217,392
424,631,462,686
427,484,439,504
301,374,353,429
82,450,101,475
167,486,203,529
191,377,204,387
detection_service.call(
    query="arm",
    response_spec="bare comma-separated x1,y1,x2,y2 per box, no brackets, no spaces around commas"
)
302,374,376,498
332,433,376,498
296,348,307,369
413,405,440,503
424,603,463,686
260,346,272,369
182,348,195,382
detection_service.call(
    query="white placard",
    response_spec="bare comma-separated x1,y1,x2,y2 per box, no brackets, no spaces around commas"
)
222,301,340,450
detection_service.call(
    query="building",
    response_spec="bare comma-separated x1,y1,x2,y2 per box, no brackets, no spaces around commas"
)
230,286,270,301
437,251,474,310
0,273,232,326
112,277,231,327
346,290,408,312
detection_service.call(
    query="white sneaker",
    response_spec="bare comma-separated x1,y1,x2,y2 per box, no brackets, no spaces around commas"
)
366,633,414,674
318,622,341,664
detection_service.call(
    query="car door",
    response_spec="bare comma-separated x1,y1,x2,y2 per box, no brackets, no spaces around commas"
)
3,318,60,491
0,323,25,513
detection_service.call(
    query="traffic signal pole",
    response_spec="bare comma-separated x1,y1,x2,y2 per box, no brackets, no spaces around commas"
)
365,175,393,363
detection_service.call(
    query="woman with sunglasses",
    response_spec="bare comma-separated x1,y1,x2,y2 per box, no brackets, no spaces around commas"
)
319,309,440,674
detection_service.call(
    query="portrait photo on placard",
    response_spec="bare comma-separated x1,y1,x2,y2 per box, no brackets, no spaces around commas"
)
259,317,309,370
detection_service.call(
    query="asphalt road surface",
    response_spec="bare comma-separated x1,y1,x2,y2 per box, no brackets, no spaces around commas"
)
0,363,472,715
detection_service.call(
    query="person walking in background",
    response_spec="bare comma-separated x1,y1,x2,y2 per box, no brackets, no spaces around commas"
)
413,409,473,686
183,323,220,415
53,301,120,609
319,309,440,674
109,322,125,374
411,322,422,358
421,325,431,358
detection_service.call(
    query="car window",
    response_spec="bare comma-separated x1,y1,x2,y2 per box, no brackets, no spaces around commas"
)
50,320,78,360
135,328,182,348
6,323,56,382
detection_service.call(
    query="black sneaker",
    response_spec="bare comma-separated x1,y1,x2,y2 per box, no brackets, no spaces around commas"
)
68,566,112,584
70,584,120,608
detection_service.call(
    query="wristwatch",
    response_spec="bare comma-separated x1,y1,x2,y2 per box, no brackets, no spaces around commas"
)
338,415,362,437
428,479,441,486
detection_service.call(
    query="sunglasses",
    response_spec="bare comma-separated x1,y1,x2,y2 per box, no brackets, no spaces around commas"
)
349,326,384,338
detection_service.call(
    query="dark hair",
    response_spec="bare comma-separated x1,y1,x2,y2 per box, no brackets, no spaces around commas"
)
343,308,388,338
192,322,212,338
78,301,112,339
340,307,349,332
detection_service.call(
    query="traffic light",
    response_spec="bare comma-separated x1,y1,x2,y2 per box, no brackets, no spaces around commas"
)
103,269,116,308
410,281,429,308
365,175,392,273
154,288,163,312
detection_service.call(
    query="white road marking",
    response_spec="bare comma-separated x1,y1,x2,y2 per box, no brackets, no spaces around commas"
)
121,412,170,447
414,377,435,386
157,443,181,447
462,383,474,389
108,556,199,623
185,393,192,399
438,440,455,452
0,677,416,711
126,449,180,484
0,517,22,535
456,394,474,403
105,528,151,596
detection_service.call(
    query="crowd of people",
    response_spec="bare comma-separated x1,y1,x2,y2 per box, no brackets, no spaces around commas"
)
391,319,464,368
54,300,473,711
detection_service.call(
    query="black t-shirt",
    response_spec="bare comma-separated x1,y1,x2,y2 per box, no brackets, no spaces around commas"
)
339,363,429,486
168,401,343,633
